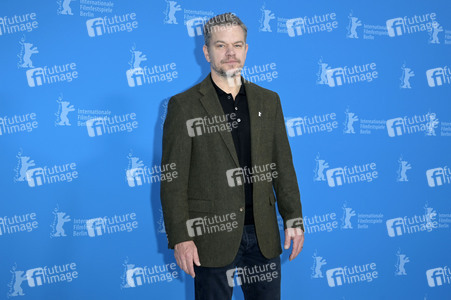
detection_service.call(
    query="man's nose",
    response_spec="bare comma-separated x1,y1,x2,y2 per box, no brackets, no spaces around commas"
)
225,45,235,55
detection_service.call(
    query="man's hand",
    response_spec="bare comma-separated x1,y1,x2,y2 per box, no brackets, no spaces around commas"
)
284,228,305,261
174,240,201,278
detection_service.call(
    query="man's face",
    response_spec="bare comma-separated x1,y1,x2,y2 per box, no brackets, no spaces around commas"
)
203,24,248,78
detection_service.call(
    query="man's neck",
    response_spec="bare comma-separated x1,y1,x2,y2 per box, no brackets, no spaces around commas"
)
210,70,242,99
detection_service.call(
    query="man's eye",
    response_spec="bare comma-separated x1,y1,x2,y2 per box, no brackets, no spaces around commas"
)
235,45,242,48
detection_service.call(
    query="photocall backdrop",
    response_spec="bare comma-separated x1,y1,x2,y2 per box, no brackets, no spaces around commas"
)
0,0,450,299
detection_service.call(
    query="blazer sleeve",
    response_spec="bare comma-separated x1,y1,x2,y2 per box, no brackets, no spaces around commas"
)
160,96,193,248
272,92,305,232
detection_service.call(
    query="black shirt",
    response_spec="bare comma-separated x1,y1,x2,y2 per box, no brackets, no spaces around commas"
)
210,74,254,225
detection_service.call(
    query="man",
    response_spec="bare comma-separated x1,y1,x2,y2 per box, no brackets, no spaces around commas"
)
160,12,305,300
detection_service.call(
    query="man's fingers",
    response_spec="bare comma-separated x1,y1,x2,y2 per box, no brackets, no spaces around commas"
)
186,254,195,278
297,236,305,257
175,256,186,272
178,255,188,276
193,246,201,267
174,241,198,277
179,252,194,277
290,237,302,261
175,256,181,271
284,232,291,250
288,233,305,261
289,238,298,260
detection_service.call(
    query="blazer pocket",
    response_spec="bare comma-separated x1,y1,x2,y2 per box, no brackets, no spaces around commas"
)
269,193,276,206
188,198,213,213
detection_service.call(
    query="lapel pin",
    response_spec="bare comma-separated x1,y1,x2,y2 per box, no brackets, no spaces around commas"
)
258,112,262,117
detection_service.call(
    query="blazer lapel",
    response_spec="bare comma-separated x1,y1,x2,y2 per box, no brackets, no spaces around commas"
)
244,80,262,167
198,74,263,169
199,75,240,168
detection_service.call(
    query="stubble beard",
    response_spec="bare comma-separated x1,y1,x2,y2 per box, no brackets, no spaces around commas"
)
211,59,243,78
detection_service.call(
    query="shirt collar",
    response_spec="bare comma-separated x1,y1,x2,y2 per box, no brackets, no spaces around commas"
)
210,73,246,97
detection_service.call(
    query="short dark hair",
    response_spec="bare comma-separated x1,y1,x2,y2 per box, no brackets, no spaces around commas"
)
203,13,247,47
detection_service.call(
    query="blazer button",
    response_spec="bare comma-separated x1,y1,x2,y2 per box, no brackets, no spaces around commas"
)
239,207,244,212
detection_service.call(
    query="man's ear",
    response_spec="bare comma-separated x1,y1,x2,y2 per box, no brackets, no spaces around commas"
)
203,45,210,62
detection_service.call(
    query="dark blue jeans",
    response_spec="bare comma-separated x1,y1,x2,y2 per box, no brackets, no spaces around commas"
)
194,224,281,300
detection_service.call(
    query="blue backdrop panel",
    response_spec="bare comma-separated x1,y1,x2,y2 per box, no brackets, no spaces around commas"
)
0,0,450,299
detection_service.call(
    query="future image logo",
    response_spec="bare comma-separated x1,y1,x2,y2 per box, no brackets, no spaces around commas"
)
186,17,204,37
286,12,338,38
86,218,105,237
13,150,78,188
386,18,404,37
126,45,178,87
386,13,437,38
26,64,78,87
186,13,237,38
125,151,178,187
226,163,277,187
326,63,378,87
6,262,78,296
426,267,451,287
386,112,439,137
226,168,243,187
26,263,78,287
426,166,451,187
316,58,378,87
285,113,338,137
0,212,38,237
286,18,303,37
186,213,238,237
16,38,79,87
186,113,238,137
86,13,138,37
426,66,451,87
0,13,38,36
86,113,138,137
0,112,38,136
326,262,378,287
386,205,437,237
121,258,179,288
325,162,378,187
86,213,138,237
298,212,338,235
226,263,279,287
